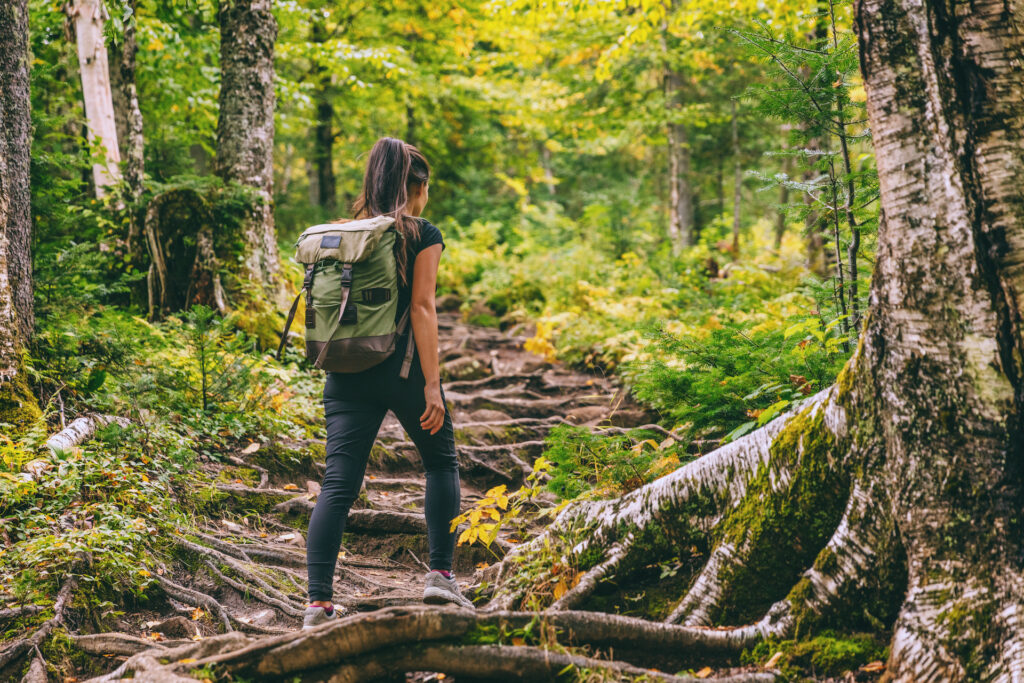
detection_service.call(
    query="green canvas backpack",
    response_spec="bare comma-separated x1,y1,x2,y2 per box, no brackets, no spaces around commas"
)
276,215,415,378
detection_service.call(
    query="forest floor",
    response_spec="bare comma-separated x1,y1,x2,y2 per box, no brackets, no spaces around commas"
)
63,312,677,679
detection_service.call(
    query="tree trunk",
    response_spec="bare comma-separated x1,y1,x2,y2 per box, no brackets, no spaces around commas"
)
68,0,122,198
665,68,694,254
312,20,336,213
0,0,40,428
113,0,147,307
774,154,792,249
216,0,282,303
116,2,144,207
731,99,741,253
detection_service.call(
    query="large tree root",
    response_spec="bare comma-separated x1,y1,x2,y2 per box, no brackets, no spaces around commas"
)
487,390,837,611
79,605,780,682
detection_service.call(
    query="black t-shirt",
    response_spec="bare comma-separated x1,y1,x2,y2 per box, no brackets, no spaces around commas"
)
395,217,445,328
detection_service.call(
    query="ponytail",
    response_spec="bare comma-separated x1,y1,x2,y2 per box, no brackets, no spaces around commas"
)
349,137,431,286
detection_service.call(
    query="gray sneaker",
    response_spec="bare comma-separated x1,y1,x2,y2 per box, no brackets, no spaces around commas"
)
423,571,475,609
302,604,340,630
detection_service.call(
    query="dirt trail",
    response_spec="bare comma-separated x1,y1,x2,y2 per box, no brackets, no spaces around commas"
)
125,314,658,641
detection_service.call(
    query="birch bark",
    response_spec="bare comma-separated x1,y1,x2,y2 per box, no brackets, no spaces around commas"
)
69,0,122,197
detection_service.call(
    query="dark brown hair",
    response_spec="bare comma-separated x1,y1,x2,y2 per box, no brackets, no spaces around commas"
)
348,137,431,286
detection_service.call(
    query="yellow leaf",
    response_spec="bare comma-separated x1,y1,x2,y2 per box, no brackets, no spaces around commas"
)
457,528,473,545
486,508,500,521
695,667,713,679
511,636,526,646
191,607,205,621
485,484,507,498
496,495,509,510
552,579,568,600
178,658,197,664
283,484,299,491
469,509,482,524
138,569,151,577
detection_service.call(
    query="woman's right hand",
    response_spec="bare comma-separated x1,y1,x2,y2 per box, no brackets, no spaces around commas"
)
420,381,445,435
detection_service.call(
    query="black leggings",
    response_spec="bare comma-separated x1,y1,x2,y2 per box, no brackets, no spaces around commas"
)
306,333,461,602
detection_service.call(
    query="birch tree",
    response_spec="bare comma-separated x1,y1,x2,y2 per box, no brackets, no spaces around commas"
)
68,0,122,197
0,0,40,428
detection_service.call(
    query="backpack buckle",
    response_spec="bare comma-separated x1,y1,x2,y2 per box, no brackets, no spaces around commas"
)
340,263,353,286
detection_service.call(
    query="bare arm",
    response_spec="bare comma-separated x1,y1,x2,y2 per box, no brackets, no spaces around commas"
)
410,243,444,434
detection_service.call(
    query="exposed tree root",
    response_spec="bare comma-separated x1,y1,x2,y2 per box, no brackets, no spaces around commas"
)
665,541,748,626
20,647,46,683
71,632,193,656
226,454,269,488
0,574,76,672
487,390,837,611
156,575,233,631
155,575,288,635
548,531,636,611
0,605,43,624
202,560,306,617
75,605,780,682
303,643,774,683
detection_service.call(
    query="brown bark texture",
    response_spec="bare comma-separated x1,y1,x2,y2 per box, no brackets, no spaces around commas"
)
0,0,39,427
665,66,695,253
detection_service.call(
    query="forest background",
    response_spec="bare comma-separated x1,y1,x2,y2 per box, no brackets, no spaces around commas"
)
3,0,882,678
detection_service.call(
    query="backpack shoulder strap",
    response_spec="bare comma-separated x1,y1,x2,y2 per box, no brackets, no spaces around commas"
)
277,264,315,361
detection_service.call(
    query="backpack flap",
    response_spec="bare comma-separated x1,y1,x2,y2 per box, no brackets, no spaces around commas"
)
295,215,396,265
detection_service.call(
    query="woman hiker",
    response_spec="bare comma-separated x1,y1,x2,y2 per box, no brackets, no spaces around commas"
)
303,137,474,629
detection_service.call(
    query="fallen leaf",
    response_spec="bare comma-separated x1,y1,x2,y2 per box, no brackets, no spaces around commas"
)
476,562,490,569
861,661,885,673
283,484,299,491
694,667,713,679
148,632,164,641
241,442,260,455
191,607,205,621
511,637,526,646
178,658,197,664
764,651,783,669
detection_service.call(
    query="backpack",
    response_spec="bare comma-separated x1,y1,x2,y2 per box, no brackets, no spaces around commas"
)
276,215,415,378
